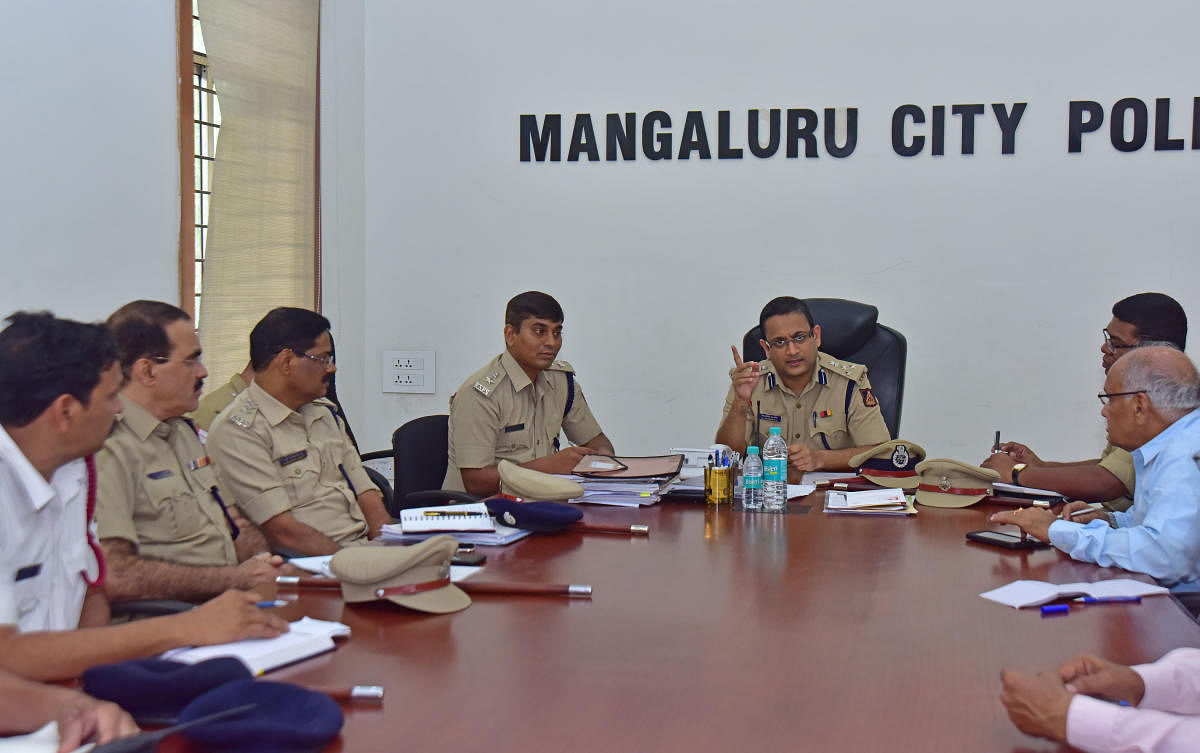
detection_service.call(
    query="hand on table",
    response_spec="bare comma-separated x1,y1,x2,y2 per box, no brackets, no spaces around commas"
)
981,451,1016,478
179,589,289,646
535,445,597,475
989,506,1056,542
1000,668,1073,743
235,552,286,597
788,444,821,473
1059,501,1110,526
55,692,139,753
1057,654,1145,706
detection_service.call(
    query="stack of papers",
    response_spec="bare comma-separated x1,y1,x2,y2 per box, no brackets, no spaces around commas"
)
379,520,531,546
566,475,674,507
980,579,1169,608
823,488,916,516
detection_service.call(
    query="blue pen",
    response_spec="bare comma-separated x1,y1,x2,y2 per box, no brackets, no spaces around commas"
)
1075,596,1142,604
256,600,289,608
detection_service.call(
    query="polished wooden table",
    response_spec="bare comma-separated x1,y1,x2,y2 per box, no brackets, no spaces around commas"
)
209,498,1200,752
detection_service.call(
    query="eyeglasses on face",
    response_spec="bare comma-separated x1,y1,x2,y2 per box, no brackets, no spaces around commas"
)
1097,390,1146,405
765,330,814,350
290,349,335,367
1102,329,1139,351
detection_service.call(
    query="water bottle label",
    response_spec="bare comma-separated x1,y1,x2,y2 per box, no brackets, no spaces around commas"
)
763,458,786,482
743,475,763,489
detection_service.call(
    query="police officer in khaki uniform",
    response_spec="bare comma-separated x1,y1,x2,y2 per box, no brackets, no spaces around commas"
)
716,297,890,477
190,362,252,433
445,291,614,496
96,301,287,604
207,308,389,556
981,292,1187,512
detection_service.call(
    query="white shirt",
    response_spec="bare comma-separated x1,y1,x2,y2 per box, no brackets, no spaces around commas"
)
0,425,96,632
1068,648,1200,753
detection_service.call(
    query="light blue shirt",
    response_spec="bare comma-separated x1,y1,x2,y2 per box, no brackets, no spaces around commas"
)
1048,408,1200,591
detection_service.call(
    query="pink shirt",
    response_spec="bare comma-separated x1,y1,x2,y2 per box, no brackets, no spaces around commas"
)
1067,648,1200,753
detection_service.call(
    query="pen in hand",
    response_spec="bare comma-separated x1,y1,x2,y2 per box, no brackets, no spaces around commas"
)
993,430,1001,453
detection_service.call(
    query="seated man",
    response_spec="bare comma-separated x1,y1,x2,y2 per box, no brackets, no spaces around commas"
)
445,291,614,497
1001,648,1200,752
983,292,1187,511
191,359,253,433
0,312,287,683
0,667,137,749
715,296,890,476
992,346,1200,595
207,308,389,555
96,301,289,604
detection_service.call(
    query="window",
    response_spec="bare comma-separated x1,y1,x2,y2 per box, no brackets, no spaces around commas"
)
191,4,220,327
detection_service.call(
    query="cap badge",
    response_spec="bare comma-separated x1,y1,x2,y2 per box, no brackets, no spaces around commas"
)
503,511,517,526
891,445,910,468
937,476,952,492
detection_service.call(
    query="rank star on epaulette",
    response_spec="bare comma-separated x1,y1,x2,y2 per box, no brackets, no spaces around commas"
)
230,398,258,428
484,370,501,385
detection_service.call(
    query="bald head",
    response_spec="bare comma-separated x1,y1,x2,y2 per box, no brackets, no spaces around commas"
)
1110,345,1200,423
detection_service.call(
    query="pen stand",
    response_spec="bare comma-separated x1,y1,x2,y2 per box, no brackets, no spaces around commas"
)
704,466,734,505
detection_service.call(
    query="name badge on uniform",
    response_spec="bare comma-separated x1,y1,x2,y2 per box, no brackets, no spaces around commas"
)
504,423,525,433
189,456,212,471
277,450,308,466
757,412,782,423
15,563,42,581
147,469,174,480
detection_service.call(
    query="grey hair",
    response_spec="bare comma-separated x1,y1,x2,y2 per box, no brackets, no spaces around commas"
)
1121,344,1200,421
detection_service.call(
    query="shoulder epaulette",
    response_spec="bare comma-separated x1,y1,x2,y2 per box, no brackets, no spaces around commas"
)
473,367,507,398
229,396,259,429
546,359,575,374
817,352,867,382
312,397,336,408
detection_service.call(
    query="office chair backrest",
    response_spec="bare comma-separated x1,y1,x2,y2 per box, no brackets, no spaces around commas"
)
391,414,452,501
741,297,907,437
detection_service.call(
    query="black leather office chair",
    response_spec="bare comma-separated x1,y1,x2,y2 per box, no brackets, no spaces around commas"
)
742,297,906,437
390,415,477,515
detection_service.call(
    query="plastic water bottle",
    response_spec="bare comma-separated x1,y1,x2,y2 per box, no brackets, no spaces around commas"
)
741,446,763,510
762,426,788,511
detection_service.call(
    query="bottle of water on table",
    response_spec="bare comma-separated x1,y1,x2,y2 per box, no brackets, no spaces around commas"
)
762,426,788,512
741,446,763,510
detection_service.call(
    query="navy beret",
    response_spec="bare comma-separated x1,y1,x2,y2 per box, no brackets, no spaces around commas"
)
180,679,344,753
80,657,251,724
484,497,583,532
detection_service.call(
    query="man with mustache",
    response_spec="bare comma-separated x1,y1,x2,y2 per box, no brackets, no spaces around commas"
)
445,291,614,496
207,308,389,555
95,301,289,603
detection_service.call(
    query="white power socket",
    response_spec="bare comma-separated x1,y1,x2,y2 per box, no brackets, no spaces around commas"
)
382,350,435,393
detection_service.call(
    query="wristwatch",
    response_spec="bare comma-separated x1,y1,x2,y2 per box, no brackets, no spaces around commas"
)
1011,463,1027,485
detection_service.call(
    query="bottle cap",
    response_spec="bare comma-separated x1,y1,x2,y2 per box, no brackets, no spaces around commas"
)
769,426,782,435
747,446,759,454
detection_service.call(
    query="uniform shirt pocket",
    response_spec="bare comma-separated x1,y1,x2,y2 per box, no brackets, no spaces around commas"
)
496,423,532,455
810,414,850,449
141,474,209,545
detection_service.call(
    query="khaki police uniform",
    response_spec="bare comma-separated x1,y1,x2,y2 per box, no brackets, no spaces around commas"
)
206,381,376,546
1098,442,1135,512
94,395,238,567
721,352,891,451
444,351,605,492
190,373,249,432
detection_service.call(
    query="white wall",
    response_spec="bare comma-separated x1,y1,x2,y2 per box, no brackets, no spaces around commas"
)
330,0,1200,462
0,2,179,322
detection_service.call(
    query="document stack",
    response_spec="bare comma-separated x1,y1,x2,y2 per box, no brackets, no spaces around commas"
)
565,454,686,507
822,488,916,516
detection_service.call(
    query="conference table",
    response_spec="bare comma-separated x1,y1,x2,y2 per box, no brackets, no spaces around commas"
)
185,494,1200,752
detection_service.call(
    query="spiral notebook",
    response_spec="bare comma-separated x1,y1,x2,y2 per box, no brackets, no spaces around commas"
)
398,502,495,533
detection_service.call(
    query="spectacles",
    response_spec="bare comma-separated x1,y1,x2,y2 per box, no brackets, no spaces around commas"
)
1102,329,1139,351
1097,390,1146,405
148,355,202,368
765,330,814,350
291,349,335,367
